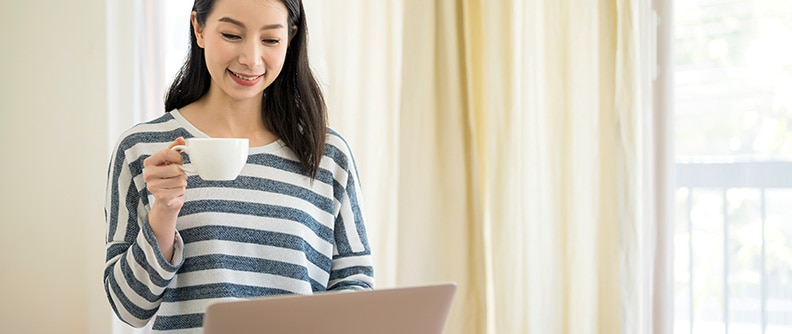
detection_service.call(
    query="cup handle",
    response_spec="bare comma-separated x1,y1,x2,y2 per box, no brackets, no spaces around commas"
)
170,145,196,174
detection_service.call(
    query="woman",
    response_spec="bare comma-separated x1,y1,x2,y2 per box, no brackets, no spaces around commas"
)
103,0,374,332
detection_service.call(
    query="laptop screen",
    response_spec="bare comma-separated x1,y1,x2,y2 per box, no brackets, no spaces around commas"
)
202,282,457,334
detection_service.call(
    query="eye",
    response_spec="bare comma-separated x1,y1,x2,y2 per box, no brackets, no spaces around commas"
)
263,39,281,45
221,33,241,41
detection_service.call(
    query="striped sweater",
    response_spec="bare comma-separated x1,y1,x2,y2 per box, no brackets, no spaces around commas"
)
104,110,374,333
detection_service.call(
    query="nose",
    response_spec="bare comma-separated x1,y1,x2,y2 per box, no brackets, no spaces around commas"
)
238,40,264,68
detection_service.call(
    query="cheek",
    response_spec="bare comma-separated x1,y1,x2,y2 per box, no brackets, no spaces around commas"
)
202,44,225,72
266,47,289,70
206,41,236,63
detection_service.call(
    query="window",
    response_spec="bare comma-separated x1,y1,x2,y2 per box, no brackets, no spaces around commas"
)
673,0,792,333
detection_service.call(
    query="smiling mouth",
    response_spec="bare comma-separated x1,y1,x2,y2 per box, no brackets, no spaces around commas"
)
228,70,263,81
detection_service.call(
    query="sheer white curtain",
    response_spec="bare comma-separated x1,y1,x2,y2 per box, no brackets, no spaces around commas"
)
303,0,405,289
106,0,190,148
105,2,191,333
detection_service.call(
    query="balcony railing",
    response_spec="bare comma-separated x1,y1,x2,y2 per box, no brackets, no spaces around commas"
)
675,161,792,334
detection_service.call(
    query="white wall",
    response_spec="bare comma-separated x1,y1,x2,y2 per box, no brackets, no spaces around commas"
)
0,1,112,333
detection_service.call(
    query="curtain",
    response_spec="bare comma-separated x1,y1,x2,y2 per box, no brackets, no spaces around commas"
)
107,0,168,332
303,0,405,289
463,0,626,332
309,0,660,333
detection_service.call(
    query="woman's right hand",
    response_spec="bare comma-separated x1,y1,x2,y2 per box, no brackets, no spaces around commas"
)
143,137,188,213
142,137,187,262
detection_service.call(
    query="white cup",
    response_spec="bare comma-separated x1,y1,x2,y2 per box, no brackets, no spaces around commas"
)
171,138,249,181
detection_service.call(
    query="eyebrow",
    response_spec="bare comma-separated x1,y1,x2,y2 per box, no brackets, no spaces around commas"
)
218,17,285,30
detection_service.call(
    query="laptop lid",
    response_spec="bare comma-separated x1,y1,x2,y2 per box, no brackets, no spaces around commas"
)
202,282,457,334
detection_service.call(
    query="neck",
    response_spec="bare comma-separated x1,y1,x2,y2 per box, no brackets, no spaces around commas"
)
180,91,278,146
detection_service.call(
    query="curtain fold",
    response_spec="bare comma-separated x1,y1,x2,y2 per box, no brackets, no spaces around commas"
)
396,1,486,332
461,0,625,332
304,0,405,290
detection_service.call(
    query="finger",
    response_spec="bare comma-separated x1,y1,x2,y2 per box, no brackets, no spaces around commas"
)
168,137,186,150
147,158,187,178
144,164,186,182
166,137,186,165
145,145,185,168
158,176,188,190
153,174,186,188
144,151,177,168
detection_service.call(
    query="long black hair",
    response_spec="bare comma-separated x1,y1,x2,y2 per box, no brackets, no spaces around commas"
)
165,0,328,178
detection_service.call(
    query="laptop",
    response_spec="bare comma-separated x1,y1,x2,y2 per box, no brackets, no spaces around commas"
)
203,282,457,334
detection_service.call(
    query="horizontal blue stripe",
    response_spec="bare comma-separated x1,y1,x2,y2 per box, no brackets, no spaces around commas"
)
247,153,335,186
178,226,332,271
117,128,193,155
186,176,335,215
162,283,293,302
328,279,373,291
179,200,334,243
180,254,311,282
247,153,301,174
152,313,204,331
329,266,374,284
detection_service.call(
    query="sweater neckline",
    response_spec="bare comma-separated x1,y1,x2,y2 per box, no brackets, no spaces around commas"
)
170,109,287,154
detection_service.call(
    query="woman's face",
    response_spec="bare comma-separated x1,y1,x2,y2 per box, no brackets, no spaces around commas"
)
192,0,292,103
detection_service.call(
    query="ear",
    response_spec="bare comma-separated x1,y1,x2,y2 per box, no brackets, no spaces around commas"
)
289,25,298,41
191,12,206,48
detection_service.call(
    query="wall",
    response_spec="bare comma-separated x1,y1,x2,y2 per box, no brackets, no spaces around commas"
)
0,1,112,333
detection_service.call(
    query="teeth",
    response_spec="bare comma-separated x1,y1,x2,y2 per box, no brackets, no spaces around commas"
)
231,72,259,81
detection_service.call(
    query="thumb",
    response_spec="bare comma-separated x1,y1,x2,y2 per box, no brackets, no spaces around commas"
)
166,137,187,165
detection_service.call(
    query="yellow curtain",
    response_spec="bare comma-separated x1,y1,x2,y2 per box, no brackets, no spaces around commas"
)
310,0,652,332
398,0,645,332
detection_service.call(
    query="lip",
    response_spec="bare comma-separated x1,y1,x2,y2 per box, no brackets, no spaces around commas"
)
228,69,264,87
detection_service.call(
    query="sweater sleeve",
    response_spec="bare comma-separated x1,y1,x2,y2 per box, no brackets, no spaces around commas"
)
103,140,185,327
327,141,375,291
